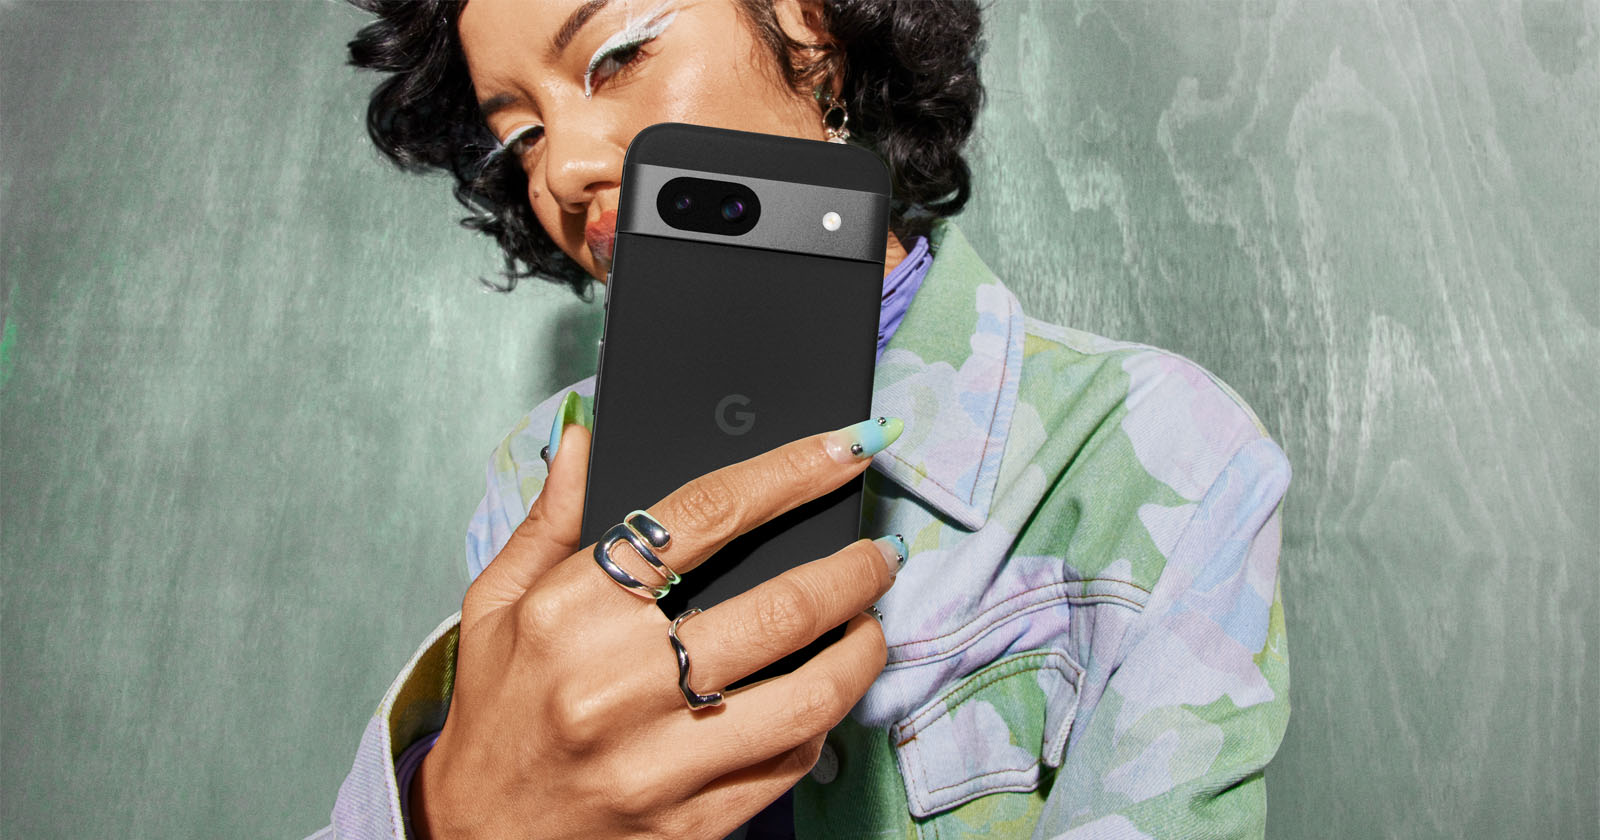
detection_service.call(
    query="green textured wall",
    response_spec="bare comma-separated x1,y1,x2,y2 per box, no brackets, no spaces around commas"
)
2,1,1594,838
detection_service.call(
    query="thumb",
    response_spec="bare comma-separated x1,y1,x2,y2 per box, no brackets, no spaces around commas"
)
470,392,591,610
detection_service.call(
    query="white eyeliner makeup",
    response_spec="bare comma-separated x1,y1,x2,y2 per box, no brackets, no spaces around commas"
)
499,123,541,151
584,1,678,98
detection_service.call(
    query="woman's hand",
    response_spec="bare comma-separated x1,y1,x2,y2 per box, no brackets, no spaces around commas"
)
409,415,905,840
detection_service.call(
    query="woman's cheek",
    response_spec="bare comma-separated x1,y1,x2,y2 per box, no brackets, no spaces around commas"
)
534,199,591,275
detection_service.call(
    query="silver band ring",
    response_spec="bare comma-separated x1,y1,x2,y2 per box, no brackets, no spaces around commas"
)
668,608,724,710
592,510,679,600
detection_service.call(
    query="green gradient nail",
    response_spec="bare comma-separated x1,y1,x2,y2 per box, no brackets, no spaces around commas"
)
823,416,904,463
547,391,583,461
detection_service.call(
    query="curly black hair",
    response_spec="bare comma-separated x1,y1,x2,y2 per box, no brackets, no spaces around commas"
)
347,0,985,295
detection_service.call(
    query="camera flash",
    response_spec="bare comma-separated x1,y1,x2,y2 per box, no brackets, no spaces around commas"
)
822,211,842,232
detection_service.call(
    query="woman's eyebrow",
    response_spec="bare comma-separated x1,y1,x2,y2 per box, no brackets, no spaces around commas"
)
550,0,612,59
476,0,614,118
478,92,522,121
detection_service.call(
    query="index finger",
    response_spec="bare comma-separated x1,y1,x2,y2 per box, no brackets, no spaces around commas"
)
641,416,903,578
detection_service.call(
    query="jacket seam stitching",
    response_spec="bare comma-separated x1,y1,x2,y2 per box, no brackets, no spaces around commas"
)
896,658,1059,738
1022,317,1273,438
871,283,1020,514
924,760,1044,795
895,651,1075,806
888,579,1148,660
967,288,1018,501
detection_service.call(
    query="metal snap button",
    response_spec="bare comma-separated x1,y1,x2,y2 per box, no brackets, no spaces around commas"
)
809,742,839,784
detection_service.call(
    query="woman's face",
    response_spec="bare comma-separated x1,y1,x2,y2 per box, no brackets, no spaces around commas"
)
458,0,832,281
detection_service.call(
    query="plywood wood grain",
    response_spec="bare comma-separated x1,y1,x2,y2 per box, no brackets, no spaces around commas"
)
2,1,1594,837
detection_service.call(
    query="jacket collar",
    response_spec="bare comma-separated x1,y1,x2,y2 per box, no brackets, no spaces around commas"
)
869,221,1025,531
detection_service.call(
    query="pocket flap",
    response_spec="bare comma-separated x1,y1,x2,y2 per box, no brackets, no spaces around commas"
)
891,650,1082,818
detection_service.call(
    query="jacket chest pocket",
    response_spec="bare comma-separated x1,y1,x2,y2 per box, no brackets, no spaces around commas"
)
891,649,1083,821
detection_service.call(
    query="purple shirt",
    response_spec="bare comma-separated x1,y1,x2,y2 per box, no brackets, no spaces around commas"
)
877,234,931,360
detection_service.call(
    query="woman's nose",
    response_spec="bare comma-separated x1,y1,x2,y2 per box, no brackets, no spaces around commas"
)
541,122,622,214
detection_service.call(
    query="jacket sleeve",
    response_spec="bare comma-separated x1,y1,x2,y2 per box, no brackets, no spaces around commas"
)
1033,437,1292,839
312,402,552,840
310,374,590,840
309,613,461,840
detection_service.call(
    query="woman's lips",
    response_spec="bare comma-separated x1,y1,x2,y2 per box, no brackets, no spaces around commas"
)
585,209,617,265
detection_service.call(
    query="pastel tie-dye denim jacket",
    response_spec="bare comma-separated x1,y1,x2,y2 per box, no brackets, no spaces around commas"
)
321,220,1292,839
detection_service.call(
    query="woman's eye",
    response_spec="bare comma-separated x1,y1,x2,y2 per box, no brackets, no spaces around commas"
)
588,42,647,90
505,125,543,156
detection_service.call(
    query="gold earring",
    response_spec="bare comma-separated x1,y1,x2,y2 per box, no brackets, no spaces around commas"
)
814,87,851,144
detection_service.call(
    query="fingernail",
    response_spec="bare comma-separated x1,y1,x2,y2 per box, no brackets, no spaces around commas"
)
823,417,904,464
547,391,583,461
873,534,907,577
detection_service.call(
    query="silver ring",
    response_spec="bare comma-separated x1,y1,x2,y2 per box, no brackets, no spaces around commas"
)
592,510,678,600
668,608,724,710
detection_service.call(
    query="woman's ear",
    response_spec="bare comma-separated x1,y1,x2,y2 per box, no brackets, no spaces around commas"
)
773,0,829,42
772,0,840,95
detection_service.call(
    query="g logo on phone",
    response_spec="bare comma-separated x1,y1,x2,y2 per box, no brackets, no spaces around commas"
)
715,394,755,436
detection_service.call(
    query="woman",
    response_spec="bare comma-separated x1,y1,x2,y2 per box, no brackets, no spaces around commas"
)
318,0,1292,838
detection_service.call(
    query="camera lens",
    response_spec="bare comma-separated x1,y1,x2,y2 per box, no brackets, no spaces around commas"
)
658,178,757,233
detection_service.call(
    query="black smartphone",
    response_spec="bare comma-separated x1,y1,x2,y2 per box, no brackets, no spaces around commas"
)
580,122,890,685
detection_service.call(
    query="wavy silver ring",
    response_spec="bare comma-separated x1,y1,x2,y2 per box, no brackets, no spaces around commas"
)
592,510,678,600
668,608,724,710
